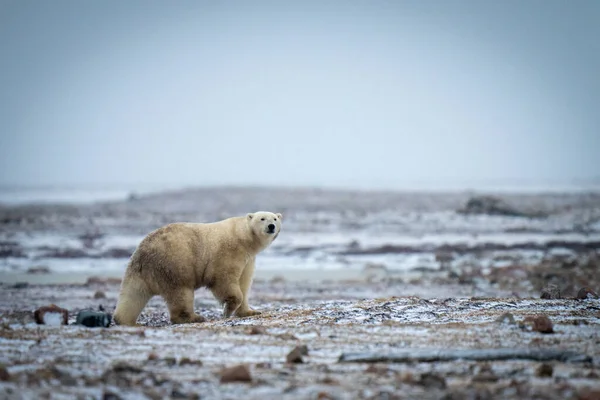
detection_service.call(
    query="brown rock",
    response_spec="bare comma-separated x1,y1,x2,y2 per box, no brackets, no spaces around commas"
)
220,364,252,383
532,315,554,334
319,376,339,385
94,290,107,299
576,287,599,300
0,364,9,381
317,392,334,400
578,389,600,400
248,326,266,335
179,357,203,366
147,353,159,361
286,345,308,363
540,284,561,299
33,304,68,325
536,363,553,378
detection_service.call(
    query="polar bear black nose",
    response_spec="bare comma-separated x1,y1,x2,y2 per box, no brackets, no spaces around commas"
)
268,224,275,232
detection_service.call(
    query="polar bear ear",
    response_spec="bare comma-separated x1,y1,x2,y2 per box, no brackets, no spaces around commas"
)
247,213,254,220
276,213,283,221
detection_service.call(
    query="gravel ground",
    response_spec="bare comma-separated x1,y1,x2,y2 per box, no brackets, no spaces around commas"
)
0,279,599,400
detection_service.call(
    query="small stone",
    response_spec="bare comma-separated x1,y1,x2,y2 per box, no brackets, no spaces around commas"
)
33,304,69,325
532,315,554,334
12,282,28,289
179,357,203,366
220,364,252,383
75,310,112,327
0,364,9,381
147,353,159,361
164,357,177,366
26,266,51,274
417,372,446,389
536,363,553,377
317,392,334,400
94,290,107,299
576,287,599,300
319,376,339,385
255,362,271,369
540,284,561,299
103,390,122,400
248,326,266,335
286,346,308,363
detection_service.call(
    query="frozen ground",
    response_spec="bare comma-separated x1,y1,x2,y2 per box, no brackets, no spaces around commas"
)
0,187,599,399
0,280,599,399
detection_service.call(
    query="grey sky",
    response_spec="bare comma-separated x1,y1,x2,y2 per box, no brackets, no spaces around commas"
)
1,0,598,189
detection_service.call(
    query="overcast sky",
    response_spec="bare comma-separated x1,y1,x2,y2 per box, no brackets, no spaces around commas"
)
0,0,598,189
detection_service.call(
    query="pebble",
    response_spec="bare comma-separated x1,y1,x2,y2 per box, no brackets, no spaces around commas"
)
219,364,252,383
532,315,554,334
576,287,598,300
248,326,267,335
179,357,203,366
536,363,554,378
540,284,561,299
94,290,107,299
75,310,112,327
33,304,69,325
0,365,9,381
286,345,308,363
417,372,447,389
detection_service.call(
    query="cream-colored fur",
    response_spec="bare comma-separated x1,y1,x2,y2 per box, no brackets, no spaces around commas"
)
113,211,282,326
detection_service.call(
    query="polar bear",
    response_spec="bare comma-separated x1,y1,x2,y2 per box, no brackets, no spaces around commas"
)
113,211,282,326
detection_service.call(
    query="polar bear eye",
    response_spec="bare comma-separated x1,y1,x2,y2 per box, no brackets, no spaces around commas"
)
260,218,265,221
274,218,277,221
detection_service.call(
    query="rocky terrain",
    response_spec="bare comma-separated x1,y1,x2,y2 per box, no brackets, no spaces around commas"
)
0,187,599,399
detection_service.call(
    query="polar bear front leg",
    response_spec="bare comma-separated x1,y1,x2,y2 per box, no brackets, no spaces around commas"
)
211,282,244,318
235,260,262,318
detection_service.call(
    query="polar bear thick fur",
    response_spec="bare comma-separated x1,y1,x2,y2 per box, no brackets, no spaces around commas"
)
113,211,282,326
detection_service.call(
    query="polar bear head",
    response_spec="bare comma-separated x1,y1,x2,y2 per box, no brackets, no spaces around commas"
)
247,211,283,241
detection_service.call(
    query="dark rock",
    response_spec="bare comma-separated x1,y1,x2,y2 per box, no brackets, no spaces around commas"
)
26,266,51,275
33,304,69,325
12,282,29,289
457,195,545,218
541,284,561,299
75,310,112,327
0,364,9,381
576,287,599,300
147,353,159,361
0,241,26,258
103,390,123,400
110,361,143,374
286,345,308,363
179,357,203,366
418,372,446,389
219,364,252,383
94,290,107,299
536,363,554,377
164,357,177,366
